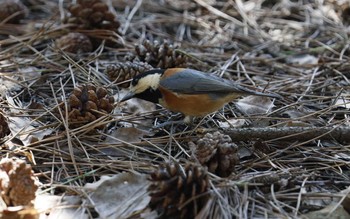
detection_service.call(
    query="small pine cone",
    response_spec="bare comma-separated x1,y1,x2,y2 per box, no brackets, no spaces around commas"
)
0,0,27,24
190,131,239,177
128,40,188,68
0,112,10,139
55,32,93,54
63,0,120,31
105,61,153,88
149,162,209,219
61,84,114,128
0,158,38,206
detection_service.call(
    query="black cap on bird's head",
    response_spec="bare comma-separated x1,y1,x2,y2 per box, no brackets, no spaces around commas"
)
120,69,165,103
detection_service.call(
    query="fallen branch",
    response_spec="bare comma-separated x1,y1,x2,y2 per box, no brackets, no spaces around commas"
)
223,126,350,143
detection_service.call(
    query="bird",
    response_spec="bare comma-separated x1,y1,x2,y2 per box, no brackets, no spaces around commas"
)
120,68,281,124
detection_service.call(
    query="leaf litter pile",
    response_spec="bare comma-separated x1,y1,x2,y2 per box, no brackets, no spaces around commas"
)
0,0,350,218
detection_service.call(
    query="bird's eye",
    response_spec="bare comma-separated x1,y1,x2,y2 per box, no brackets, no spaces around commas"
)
131,78,139,86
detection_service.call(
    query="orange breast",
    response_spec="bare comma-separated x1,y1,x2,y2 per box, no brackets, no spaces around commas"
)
159,86,239,117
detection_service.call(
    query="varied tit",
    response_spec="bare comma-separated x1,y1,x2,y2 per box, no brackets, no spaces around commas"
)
120,68,281,123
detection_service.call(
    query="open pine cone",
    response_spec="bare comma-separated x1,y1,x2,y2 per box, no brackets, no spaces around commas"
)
59,84,114,129
189,131,239,177
0,158,38,206
105,61,153,88
148,162,209,219
63,0,120,31
126,40,188,68
0,112,10,139
0,0,27,24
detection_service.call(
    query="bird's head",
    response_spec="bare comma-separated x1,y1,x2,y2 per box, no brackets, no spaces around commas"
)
120,69,164,103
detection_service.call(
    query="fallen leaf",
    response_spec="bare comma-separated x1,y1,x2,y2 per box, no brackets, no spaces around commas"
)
117,90,156,115
6,95,53,146
0,206,38,219
113,127,149,143
286,54,319,65
218,118,246,128
0,77,21,98
34,195,87,219
101,127,150,156
281,107,323,126
235,96,275,116
85,172,150,219
335,96,350,109
238,146,253,159
115,90,156,128
304,204,350,219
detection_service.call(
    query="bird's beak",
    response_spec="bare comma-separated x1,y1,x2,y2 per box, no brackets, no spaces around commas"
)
120,91,135,102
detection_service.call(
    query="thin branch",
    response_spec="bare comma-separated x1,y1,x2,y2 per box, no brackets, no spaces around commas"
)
223,126,350,142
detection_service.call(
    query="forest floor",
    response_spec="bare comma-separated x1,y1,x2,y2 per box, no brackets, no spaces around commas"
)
0,0,350,218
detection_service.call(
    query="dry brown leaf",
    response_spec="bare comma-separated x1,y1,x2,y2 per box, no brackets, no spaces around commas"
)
113,127,149,143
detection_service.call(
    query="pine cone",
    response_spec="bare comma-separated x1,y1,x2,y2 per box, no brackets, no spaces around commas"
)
63,0,120,31
190,131,239,177
0,0,27,24
127,40,188,68
60,84,114,129
148,162,209,219
105,61,153,88
0,158,38,206
0,112,10,139
55,32,93,54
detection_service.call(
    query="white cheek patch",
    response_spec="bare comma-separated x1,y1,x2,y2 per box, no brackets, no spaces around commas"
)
135,73,161,93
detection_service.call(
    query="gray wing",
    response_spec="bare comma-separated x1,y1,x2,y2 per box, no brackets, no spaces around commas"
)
160,69,253,95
